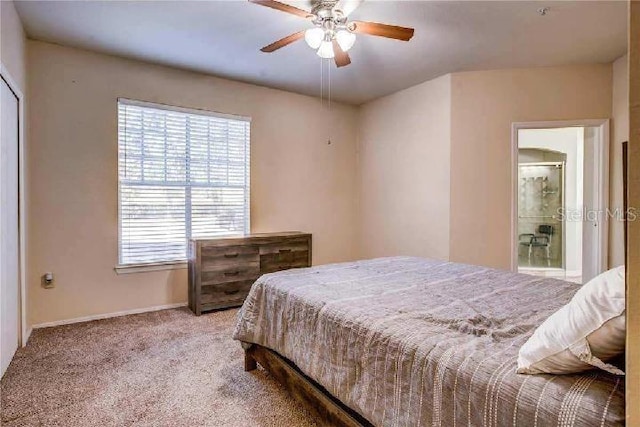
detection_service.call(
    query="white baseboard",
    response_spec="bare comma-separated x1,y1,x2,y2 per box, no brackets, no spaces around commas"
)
564,269,582,278
32,302,188,329
518,268,582,279
22,327,32,347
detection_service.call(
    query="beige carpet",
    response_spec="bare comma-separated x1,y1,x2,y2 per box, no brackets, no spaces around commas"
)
1,307,318,427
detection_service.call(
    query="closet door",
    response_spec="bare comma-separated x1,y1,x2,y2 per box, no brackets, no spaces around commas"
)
1,76,20,377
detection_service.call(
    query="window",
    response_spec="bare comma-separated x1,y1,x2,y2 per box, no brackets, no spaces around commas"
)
117,99,250,267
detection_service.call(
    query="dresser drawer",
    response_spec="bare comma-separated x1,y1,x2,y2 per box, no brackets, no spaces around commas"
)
260,249,310,273
259,238,309,255
200,279,254,307
201,265,260,285
201,244,259,268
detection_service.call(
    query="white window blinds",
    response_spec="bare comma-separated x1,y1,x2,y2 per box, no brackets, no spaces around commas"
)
118,99,250,266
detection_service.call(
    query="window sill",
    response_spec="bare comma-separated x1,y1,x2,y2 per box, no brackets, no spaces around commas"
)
115,261,188,275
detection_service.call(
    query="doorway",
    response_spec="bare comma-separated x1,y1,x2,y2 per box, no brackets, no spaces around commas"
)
511,120,609,284
1,67,25,378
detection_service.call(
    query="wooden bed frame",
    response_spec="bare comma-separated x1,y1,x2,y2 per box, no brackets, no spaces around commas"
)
244,343,373,427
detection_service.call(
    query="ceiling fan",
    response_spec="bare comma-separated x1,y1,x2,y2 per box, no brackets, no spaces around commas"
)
249,0,415,68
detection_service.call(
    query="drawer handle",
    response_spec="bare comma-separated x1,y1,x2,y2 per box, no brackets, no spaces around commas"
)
224,289,240,295
224,270,241,276
279,249,292,254
224,253,239,258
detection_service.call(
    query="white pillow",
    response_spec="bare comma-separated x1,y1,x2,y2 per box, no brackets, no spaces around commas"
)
517,266,626,375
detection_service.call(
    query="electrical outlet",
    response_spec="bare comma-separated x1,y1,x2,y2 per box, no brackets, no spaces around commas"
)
42,272,54,289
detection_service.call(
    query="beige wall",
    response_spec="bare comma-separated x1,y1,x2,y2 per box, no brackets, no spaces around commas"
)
357,75,451,260
355,64,617,270
0,0,27,91
449,65,613,269
627,0,640,422
27,41,359,325
611,55,629,268
23,40,625,325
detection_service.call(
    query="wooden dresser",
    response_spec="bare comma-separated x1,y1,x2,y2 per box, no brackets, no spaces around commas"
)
188,232,312,315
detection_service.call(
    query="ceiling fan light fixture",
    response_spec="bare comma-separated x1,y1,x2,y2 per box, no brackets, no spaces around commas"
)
317,40,335,59
304,27,325,49
336,29,356,52
250,0,415,67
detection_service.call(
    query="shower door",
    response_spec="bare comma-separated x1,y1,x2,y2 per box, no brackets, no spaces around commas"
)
517,162,565,269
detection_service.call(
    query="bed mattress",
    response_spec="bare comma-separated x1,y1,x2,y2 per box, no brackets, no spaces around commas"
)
233,257,624,426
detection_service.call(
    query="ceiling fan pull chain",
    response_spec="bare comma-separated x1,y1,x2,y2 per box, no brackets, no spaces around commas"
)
320,56,324,107
328,59,331,111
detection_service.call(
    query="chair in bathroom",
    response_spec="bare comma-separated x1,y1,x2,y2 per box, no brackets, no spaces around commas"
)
519,233,551,266
538,224,554,243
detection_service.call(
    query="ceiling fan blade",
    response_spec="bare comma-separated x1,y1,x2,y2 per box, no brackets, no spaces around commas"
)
335,0,363,17
351,21,414,41
248,0,313,19
332,40,351,67
260,30,305,52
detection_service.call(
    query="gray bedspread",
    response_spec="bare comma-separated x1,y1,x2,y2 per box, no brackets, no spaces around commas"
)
233,257,624,427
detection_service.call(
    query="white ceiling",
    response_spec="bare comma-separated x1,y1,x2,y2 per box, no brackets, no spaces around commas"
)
14,0,627,105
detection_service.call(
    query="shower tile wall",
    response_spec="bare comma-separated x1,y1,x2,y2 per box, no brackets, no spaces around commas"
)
518,163,564,268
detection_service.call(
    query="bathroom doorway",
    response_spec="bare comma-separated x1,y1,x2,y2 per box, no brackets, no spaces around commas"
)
511,121,609,284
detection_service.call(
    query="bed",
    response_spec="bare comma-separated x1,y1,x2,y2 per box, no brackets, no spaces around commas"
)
233,257,624,426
